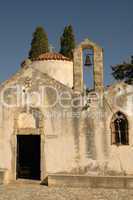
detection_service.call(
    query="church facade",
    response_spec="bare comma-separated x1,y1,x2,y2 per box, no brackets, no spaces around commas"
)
0,39,133,185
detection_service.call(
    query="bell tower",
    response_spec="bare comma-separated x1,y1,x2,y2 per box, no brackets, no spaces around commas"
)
73,38,104,93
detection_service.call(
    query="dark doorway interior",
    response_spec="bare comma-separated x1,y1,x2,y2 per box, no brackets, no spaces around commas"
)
17,135,41,180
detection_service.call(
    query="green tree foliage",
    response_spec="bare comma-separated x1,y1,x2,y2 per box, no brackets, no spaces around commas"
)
29,26,49,60
111,56,133,84
60,25,75,60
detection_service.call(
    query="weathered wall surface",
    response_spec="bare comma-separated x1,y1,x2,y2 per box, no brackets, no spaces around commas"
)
102,82,133,175
0,65,104,181
0,67,35,181
74,82,133,176
0,67,76,182
0,67,133,182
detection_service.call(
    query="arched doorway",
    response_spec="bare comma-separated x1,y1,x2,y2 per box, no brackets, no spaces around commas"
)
111,111,129,145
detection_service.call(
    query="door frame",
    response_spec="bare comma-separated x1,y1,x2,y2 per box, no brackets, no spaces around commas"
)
11,108,46,182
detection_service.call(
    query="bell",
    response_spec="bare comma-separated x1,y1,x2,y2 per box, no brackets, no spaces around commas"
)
84,54,92,66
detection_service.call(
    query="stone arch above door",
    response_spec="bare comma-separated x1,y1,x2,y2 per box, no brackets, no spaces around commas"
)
14,107,44,135
18,113,36,129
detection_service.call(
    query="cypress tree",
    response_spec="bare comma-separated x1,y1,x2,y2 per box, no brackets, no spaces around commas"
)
60,25,75,60
29,26,49,60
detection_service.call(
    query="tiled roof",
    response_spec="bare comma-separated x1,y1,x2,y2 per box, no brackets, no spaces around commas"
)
35,52,71,61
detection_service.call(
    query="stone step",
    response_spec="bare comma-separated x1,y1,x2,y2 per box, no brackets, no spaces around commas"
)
48,174,133,189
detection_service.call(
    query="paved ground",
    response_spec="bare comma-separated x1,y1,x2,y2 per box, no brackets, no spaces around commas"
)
0,181,133,200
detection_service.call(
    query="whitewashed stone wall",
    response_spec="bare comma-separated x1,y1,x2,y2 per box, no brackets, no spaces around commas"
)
31,60,73,88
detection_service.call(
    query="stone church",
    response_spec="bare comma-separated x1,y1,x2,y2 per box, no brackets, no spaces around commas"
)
0,38,133,186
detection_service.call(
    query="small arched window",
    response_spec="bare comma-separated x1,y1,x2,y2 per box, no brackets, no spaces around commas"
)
111,111,129,145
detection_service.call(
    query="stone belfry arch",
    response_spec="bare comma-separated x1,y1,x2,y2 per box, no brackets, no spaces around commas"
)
73,39,104,92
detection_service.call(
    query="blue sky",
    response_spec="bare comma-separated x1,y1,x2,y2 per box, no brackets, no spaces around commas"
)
0,0,133,85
